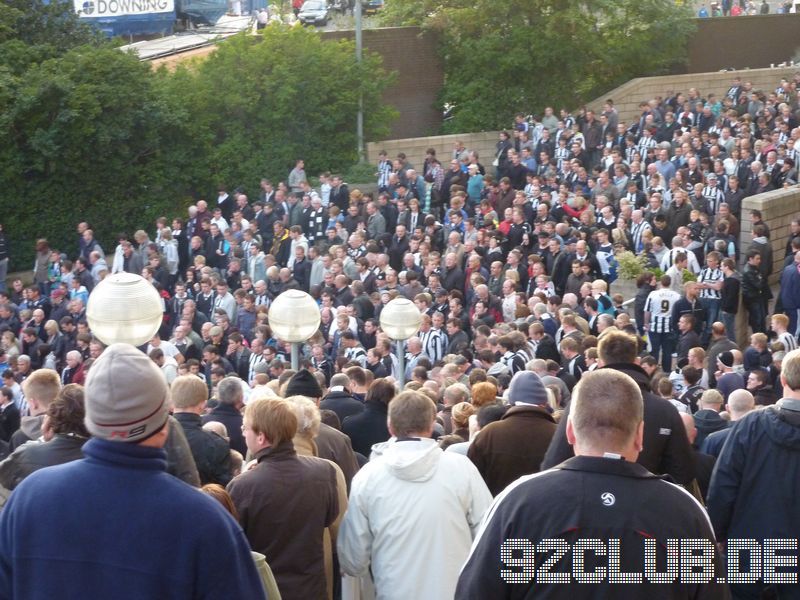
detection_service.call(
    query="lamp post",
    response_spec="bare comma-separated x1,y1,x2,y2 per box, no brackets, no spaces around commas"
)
268,289,321,371
379,297,422,388
86,273,164,346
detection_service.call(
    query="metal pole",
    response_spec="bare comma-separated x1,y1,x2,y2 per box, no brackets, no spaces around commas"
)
291,342,299,372
396,339,405,389
354,0,365,163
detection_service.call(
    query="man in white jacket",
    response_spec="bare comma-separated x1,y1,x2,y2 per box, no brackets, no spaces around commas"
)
337,390,492,600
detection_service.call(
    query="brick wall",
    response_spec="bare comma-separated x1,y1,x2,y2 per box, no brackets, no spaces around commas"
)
584,66,798,126
321,27,443,140
741,186,800,286
688,14,800,73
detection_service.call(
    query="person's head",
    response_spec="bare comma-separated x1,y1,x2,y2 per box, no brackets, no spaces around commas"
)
726,389,755,420
566,370,644,459
217,376,244,409
44,384,90,439
170,375,208,413
596,329,637,367
388,391,436,438
243,398,298,455
286,395,322,440
22,368,62,416
84,343,170,445
699,389,724,412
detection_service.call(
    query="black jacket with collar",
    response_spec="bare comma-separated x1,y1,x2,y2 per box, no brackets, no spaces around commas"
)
541,362,695,485
456,455,726,599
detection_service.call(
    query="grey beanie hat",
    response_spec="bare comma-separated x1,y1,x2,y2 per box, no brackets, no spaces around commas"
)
508,371,548,406
85,343,170,442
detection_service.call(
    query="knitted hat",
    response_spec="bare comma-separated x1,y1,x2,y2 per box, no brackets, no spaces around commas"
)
508,371,548,406
84,343,169,442
717,351,734,368
285,369,323,399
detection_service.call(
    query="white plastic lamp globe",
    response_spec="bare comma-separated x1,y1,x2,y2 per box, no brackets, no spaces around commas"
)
268,289,321,342
86,272,164,346
380,297,422,341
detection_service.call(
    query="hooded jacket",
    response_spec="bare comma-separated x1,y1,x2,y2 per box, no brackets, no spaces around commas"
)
693,409,729,448
338,438,492,600
708,402,800,544
541,363,695,485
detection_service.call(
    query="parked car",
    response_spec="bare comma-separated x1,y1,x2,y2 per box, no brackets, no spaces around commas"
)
363,0,384,14
298,0,329,25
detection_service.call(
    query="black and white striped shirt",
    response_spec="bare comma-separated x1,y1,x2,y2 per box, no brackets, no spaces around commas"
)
420,328,447,363
636,135,657,157
630,220,651,253
700,185,724,215
698,267,723,300
344,345,367,367
779,331,798,352
645,288,681,333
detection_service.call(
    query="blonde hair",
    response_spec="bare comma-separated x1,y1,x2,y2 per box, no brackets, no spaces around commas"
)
244,398,298,445
451,402,475,430
170,375,208,409
286,395,321,438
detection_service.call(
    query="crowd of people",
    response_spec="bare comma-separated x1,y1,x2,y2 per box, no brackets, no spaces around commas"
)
0,72,799,598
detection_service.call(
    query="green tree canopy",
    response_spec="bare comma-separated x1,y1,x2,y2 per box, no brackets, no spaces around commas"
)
381,0,694,132
0,12,395,269
165,25,396,194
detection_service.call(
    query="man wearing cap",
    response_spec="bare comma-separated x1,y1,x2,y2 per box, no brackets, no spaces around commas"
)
338,391,492,600
457,369,725,599
468,371,557,496
708,348,800,600
0,343,266,599
715,350,745,402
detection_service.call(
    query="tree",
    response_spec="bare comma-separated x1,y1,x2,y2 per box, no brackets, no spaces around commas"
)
167,25,397,195
381,0,694,132
0,12,396,269
0,46,195,265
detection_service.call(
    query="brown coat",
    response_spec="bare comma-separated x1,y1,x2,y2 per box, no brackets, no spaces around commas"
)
467,404,557,496
227,441,339,600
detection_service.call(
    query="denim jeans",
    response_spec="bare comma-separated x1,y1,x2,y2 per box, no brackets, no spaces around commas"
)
721,311,737,342
649,330,676,372
700,298,720,345
0,258,7,293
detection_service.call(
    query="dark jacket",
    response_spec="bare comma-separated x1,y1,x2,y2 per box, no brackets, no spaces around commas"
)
0,403,20,443
468,404,557,496
202,403,245,456
316,422,360,491
456,456,726,599
227,441,338,600
693,410,729,449
320,389,364,425
542,363,696,485
707,402,800,593
0,433,87,492
341,400,390,457
173,412,231,486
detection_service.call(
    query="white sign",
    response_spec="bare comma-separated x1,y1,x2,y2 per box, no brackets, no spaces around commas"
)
74,0,174,17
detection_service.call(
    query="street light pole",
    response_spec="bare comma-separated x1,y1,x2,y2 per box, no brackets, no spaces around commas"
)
291,342,300,372
396,339,406,388
354,0,365,163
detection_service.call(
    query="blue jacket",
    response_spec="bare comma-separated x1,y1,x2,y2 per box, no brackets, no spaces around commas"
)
780,263,800,310
0,438,266,600
707,403,800,543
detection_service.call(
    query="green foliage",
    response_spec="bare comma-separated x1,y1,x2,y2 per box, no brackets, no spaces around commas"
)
341,161,380,184
381,0,694,132
0,14,395,270
615,251,650,281
170,26,396,196
682,269,697,283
